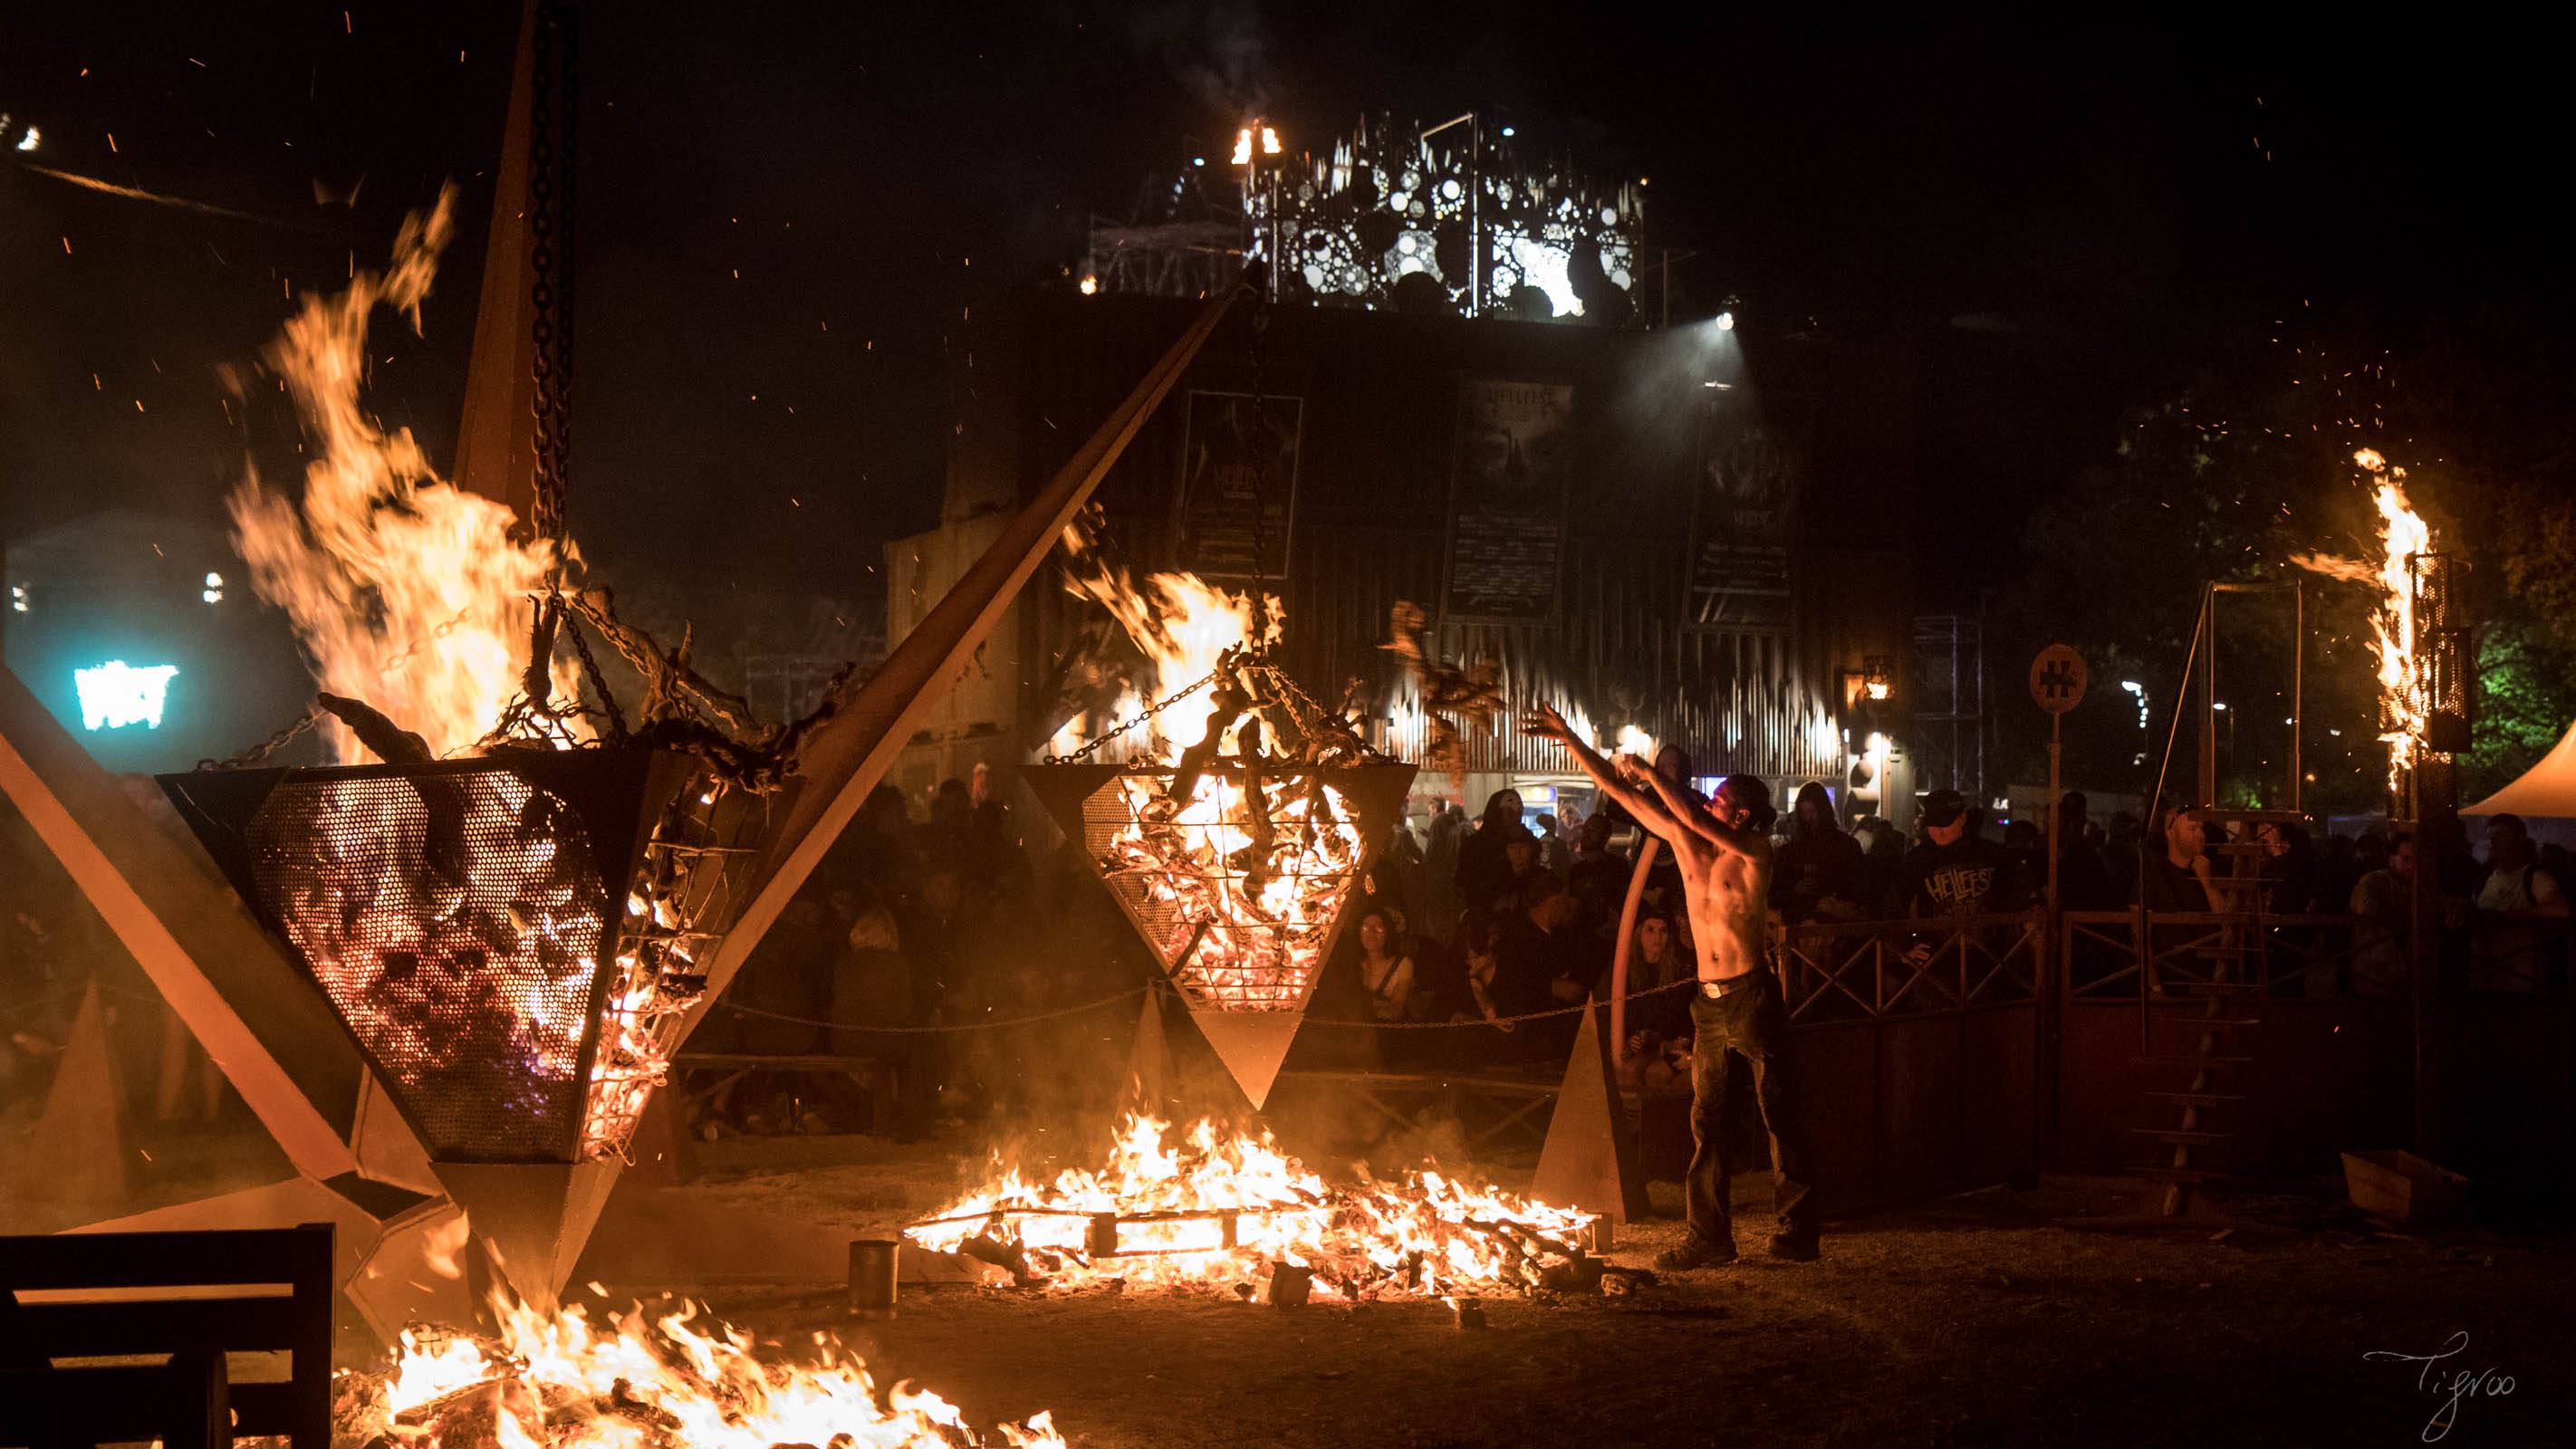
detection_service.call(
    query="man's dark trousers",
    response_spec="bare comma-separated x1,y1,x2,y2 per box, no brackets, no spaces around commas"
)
1684,973,1819,1252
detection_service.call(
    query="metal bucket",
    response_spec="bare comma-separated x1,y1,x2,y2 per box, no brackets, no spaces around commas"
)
848,1238,900,1311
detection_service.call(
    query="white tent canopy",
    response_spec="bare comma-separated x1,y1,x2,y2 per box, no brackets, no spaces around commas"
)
2463,716,2576,818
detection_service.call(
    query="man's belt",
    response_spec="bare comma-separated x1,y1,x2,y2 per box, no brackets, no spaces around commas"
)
1698,974,1767,999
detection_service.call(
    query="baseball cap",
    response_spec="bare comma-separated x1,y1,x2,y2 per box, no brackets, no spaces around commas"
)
1920,789,1967,829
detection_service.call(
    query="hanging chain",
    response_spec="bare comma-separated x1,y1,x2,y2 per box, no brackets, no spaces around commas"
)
201,710,322,771
562,607,628,742
1244,290,1274,657
526,0,577,553
1040,667,1224,765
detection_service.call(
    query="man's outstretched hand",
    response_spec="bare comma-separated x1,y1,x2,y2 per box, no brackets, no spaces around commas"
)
1521,703,1577,744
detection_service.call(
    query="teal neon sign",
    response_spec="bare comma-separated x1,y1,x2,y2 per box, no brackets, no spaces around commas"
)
74,660,179,731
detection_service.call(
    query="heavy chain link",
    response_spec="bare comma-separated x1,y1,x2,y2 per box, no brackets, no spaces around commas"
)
562,606,627,741
1245,289,1274,657
1040,667,1222,764
198,608,476,769
526,0,577,550
201,709,321,771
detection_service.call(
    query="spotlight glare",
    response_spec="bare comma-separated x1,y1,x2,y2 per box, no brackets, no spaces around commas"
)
1715,310,1735,331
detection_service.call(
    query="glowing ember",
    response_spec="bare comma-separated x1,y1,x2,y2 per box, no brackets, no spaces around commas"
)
339,1292,1062,1449
226,183,582,764
248,769,608,1157
2293,447,2431,793
907,1116,1598,1299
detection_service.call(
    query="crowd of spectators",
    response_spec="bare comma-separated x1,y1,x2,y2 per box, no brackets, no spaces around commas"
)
693,760,1150,1139
1309,780,2576,1089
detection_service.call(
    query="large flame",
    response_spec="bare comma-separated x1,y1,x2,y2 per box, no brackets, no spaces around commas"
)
1055,513,1278,760
908,1115,1596,1300
1053,514,1363,1012
2294,447,2430,793
226,183,580,763
348,1291,1062,1449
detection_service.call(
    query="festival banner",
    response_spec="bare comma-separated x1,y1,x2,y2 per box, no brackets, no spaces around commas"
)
1174,390,1301,588
1686,391,1811,632
1444,378,1574,624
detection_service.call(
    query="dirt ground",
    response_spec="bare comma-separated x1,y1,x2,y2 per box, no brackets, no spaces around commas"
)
598,1138,2573,1449
8,1099,2566,1446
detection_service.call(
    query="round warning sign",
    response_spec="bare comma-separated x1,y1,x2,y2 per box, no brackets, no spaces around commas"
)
2030,644,2088,715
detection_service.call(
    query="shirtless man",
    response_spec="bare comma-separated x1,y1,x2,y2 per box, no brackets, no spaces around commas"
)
1523,704,1819,1266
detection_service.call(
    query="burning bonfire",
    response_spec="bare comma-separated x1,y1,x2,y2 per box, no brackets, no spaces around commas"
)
210,187,1048,1438
1039,512,1408,1026
332,1291,1062,1449
906,1116,1607,1300
2292,446,2434,792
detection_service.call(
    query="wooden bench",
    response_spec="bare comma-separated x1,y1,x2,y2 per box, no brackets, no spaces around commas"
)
674,1051,901,1135
0,1222,334,1449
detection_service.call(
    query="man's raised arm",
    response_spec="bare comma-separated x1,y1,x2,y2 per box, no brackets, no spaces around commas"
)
1520,704,1682,842
1637,763,1763,861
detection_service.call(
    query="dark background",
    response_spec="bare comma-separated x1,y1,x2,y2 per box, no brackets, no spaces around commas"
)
5,4,2567,607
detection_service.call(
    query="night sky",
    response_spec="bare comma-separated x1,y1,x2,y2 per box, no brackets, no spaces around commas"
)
5,5,2567,604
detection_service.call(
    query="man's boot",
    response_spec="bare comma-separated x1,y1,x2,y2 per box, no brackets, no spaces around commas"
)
1766,1233,1820,1262
1654,1237,1739,1271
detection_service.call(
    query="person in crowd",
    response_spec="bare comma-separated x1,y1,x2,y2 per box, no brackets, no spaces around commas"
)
1534,811,1572,874
1370,820,1427,933
1351,907,1418,1023
1889,790,2035,996
1891,790,2035,922
2100,811,2144,903
2053,792,2115,910
1850,816,1906,914
697,893,834,1133
922,778,977,883
1617,912,1697,1097
1772,782,1865,925
1522,702,1818,1268
846,784,919,898
2254,820,2321,914
1498,872,1594,1032
1444,913,1544,1063
1456,789,1533,920
825,888,930,1140
2543,842,2575,900
2469,813,2567,993
2349,833,2417,998
1499,834,1545,912
2317,831,2361,916
2003,820,2043,882
1420,804,1470,945
2140,801,2224,915
1567,811,1634,932
965,761,1029,900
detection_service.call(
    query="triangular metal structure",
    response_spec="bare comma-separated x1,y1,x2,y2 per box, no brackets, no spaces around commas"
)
1531,997,1649,1223
0,667,370,1181
1122,985,1173,1112
1191,1012,1304,1111
1026,759,1415,1109
158,750,679,1166
436,1159,621,1310
15,981,131,1216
